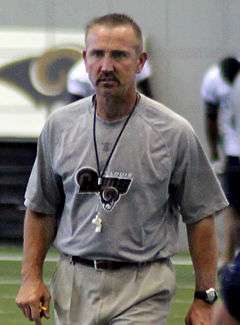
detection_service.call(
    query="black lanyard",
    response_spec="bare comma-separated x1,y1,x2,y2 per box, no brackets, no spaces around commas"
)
93,94,139,185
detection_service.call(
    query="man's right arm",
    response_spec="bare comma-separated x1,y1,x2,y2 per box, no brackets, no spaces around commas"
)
204,102,219,161
16,208,57,322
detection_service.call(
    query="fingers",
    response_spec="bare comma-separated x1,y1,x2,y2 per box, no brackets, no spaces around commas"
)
39,301,50,319
22,304,32,319
16,302,33,320
16,281,51,321
16,296,50,321
31,301,43,320
17,301,49,321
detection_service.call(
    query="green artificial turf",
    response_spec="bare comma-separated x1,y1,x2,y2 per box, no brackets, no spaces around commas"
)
0,248,195,324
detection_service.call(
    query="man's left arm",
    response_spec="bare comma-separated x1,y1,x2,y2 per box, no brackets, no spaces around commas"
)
185,215,218,325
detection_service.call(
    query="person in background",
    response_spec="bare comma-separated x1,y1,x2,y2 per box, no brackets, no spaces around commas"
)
67,56,153,102
201,57,240,268
214,71,240,324
16,13,227,324
213,252,240,324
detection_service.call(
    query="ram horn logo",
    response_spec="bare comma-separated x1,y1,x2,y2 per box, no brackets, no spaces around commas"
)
75,167,132,211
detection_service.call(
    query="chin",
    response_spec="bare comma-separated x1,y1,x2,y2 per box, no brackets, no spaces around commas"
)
97,87,120,97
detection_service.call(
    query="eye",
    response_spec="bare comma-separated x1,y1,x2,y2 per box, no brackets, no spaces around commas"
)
111,51,128,59
90,50,104,58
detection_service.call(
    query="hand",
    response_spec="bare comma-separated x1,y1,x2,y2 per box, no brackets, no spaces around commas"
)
185,299,214,324
16,278,51,322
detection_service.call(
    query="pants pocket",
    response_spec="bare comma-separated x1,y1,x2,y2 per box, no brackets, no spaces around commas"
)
51,256,74,323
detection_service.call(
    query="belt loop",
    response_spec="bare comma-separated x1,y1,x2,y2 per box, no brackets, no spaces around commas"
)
94,260,102,271
70,256,75,265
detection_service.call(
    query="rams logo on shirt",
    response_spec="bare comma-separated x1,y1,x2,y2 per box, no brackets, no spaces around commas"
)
75,167,132,211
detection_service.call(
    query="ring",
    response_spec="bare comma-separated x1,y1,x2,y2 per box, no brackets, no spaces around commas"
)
39,304,48,312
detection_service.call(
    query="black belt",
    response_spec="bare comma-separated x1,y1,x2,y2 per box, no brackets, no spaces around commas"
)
69,255,168,271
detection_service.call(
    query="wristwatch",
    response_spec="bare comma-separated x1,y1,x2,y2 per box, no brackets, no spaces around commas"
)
194,288,218,304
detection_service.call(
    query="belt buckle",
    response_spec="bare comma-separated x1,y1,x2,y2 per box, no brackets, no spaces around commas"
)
94,260,103,271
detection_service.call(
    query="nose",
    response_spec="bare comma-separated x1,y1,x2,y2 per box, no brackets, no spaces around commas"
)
101,55,114,72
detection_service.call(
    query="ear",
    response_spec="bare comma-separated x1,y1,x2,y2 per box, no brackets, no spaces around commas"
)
82,49,88,72
136,52,148,73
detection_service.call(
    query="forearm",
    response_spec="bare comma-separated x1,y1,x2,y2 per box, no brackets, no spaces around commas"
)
206,122,219,160
21,208,57,282
204,103,219,160
187,215,218,290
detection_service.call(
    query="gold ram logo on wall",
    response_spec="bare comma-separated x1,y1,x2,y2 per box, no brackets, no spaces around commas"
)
0,46,82,111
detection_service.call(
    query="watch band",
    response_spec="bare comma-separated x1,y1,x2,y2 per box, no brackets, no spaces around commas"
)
194,288,218,304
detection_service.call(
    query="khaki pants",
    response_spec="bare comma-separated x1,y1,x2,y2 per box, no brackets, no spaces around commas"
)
50,255,176,325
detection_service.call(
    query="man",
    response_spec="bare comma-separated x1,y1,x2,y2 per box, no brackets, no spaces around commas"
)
201,57,240,267
16,13,227,324
231,71,240,145
67,56,153,102
213,252,240,324
213,70,240,325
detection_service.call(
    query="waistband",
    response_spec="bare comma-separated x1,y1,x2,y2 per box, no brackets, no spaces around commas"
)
65,255,169,271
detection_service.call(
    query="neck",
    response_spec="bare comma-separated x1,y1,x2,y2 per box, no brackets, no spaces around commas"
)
95,91,138,121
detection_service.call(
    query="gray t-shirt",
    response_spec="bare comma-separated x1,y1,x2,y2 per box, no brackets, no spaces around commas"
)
25,95,228,262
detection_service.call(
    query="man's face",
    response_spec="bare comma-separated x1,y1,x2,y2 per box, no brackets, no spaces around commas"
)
83,24,147,97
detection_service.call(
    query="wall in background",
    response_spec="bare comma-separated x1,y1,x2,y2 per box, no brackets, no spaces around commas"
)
0,0,240,147
0,28,84,137
0,0,238,247
1,0,240,148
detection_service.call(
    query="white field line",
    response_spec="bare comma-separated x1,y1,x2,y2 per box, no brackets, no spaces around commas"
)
0,254,192,265
0,310,16,314
173,299,193,304
0,278,51,285
0,279,194,288
173,257,192,265
0,255,58,262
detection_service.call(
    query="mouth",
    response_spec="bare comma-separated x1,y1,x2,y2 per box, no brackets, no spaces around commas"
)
97,76,119,86
97,80,119,89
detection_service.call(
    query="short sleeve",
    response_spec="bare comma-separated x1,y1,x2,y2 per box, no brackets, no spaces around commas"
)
170,122,228,223
24,120,64,214
200,67,220,105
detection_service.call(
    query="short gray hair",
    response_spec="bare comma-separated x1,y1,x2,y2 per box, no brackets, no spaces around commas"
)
85,13,143,53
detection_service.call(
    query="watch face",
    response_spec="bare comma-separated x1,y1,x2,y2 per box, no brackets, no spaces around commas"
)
206,288,217,303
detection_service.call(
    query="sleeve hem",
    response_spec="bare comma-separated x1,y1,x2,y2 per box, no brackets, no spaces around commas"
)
182,201,229,225
24,199,57,215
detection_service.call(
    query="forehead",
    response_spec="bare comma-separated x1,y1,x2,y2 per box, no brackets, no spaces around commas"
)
86,25,139,51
